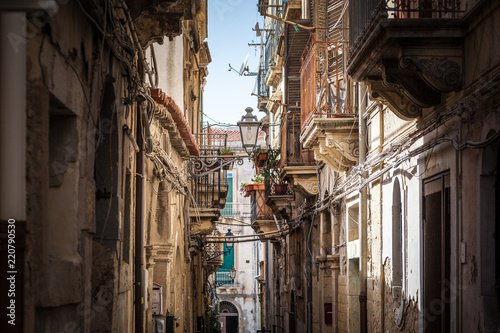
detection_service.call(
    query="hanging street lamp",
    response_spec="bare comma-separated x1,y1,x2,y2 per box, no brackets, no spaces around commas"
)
229,265,237,280
225,229,234,253
237,107,262,155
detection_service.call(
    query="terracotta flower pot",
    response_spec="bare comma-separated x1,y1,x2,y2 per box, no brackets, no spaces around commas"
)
274,183,288,195
222,152,234,170
254,152,268,167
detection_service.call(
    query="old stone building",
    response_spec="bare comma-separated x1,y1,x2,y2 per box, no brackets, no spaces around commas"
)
254,0,500,332
0,1,237,333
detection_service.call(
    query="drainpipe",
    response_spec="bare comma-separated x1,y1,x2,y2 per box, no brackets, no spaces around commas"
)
265,241,270,329
358,83,368,332
135,103,145,333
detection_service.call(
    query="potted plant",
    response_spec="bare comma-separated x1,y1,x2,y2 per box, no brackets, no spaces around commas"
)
273,183,288,195
240,182,252,197
219,148,235,170
253,149,268,167
219,148,235,158
262,149,280,183
251,174,265,190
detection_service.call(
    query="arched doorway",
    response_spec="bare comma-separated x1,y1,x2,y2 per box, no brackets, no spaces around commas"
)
218,301,238,333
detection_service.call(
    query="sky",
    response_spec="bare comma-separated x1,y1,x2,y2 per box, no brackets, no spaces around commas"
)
203,0,264,127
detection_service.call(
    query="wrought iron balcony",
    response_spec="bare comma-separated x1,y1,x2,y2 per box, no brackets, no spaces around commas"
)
205,235,224,266
299,36,358,173
194,133,228,151
251,186,274,222
214,270,235,287
350,0,464,53
300,37,355,134
280,113,315,166
264,180,295,219
220,203,251,217
279,113,318,197
348,0,465,119
188,149,234,235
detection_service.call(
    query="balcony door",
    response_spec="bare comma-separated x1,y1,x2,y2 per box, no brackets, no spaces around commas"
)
422,173,450,332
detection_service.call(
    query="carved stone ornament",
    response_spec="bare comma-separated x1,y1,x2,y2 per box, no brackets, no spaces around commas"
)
383,61,441,107
282,166,319,197
293,177,319,197
134,11,183,49
368,80,422,120
301,117,359,172
189,208,219,235
266,196,294,219
400,57,462,93
313,138,357,172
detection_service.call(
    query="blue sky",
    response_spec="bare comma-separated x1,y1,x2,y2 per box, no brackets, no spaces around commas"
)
204,0,264,127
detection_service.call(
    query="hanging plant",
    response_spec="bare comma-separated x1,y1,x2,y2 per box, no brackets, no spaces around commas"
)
205,304,221,333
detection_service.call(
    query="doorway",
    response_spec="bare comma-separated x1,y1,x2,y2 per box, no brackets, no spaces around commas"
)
422,172,451,332
219,301,238,333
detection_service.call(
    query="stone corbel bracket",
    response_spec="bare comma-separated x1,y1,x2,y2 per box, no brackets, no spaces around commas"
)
382,60,441,108
282,165,319,197
301,117,359,172
265,195,295,219
399,56,462,93
189,208,219,235
367,80,422,120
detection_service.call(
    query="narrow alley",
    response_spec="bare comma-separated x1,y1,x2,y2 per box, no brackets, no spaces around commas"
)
0,1,499,333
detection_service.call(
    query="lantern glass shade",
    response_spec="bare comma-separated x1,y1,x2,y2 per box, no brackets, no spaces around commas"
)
229,265,236,279
237,107,261,154
225,229,234,251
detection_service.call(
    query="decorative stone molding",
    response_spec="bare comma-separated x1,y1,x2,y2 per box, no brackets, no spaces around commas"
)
281,165,319,197
368,81,422,120
189,208,219,235
400,56,462,93
151,88,200,156
301,117,359,172
134,11,183,48
217,286,244,295
145,243,174,268
317,254,340,272
265,87,283,114
265,195,295,219
265,65,282,88
383,61,441,108
347,15,464,120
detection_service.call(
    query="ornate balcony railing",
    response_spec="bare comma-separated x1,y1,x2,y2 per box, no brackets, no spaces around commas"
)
349,0,464,56
188,149,231,210
280,112,315,166
251,187,274,222
300,36,355,133
220,203,251,217
195,133,228,151
215,270,235,287
206,234,224,266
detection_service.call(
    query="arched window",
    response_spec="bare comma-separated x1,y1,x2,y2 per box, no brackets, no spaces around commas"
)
392,178,403,288
219,301,238,314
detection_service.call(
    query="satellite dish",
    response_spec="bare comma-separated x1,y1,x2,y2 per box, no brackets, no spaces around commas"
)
239,53,249,75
